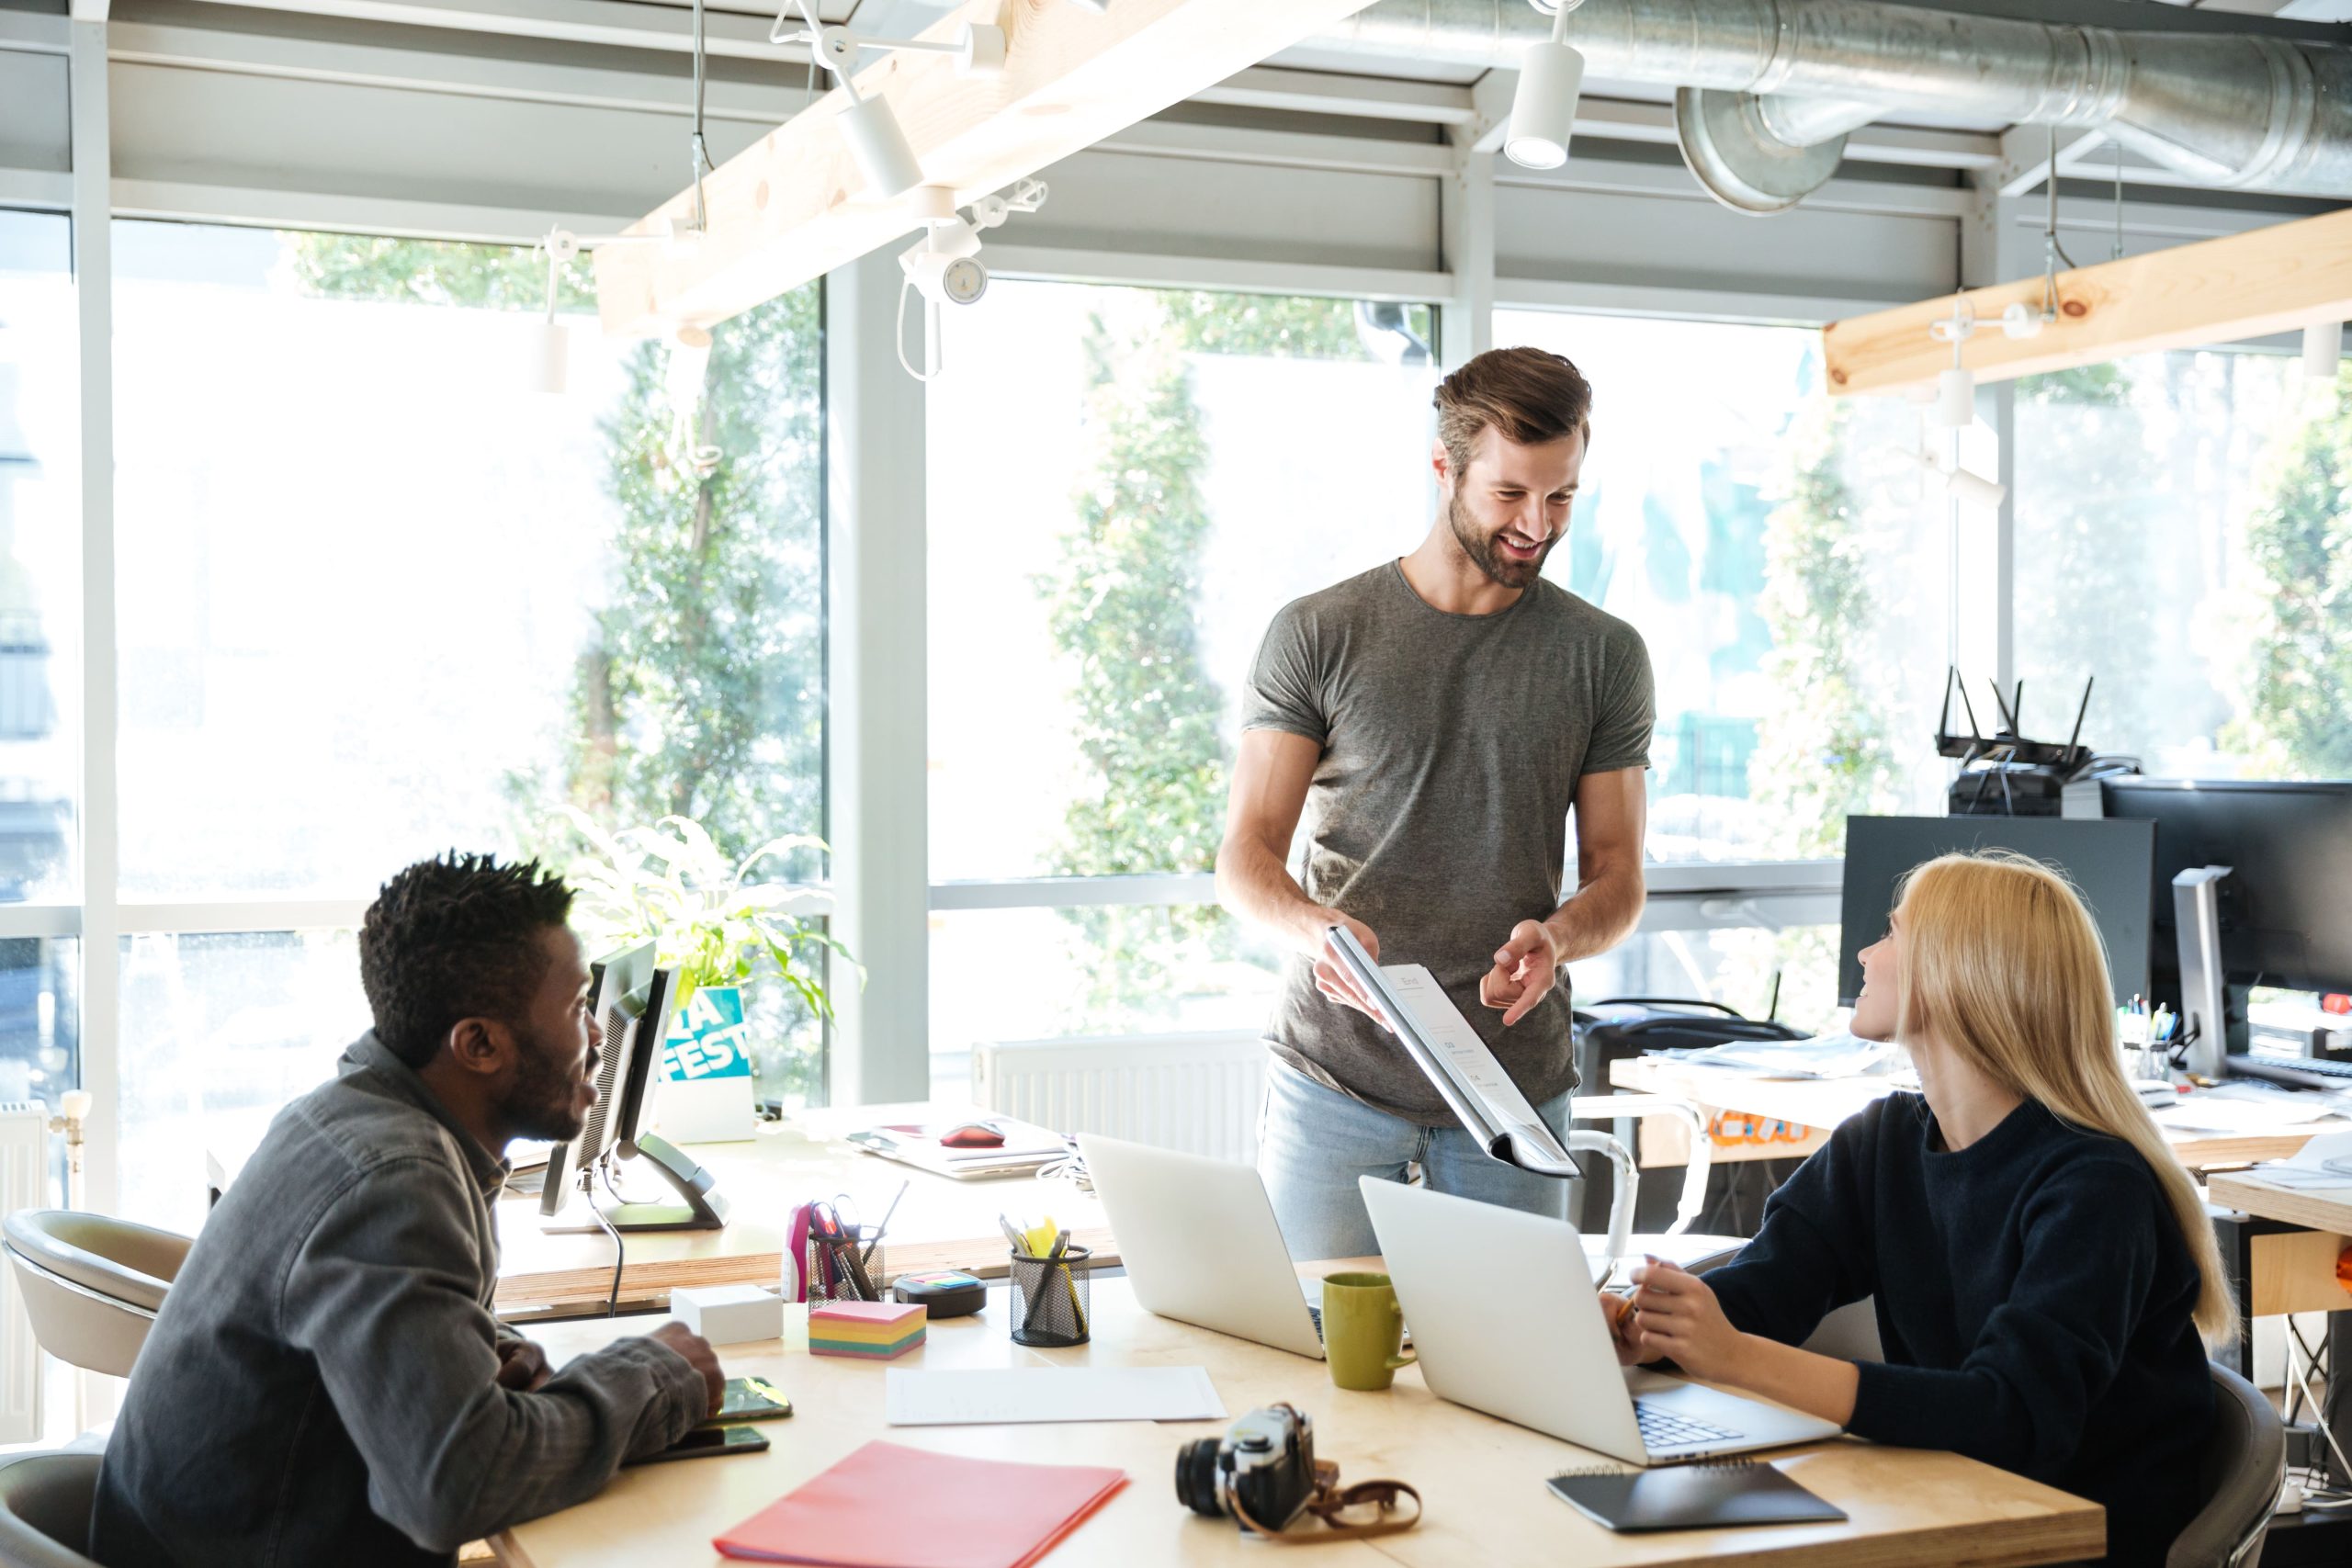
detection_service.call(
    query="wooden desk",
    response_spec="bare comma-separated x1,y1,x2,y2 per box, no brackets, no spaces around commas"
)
2207,1171,2352,1318
488,1104,1109,1317
1612,1057,2352,1170
492,1272,2101,1568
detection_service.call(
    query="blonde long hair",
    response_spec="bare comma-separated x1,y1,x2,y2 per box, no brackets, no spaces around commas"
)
1894,850,2236,1345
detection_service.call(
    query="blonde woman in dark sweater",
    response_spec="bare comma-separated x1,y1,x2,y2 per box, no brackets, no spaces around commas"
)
1614,851,2230,1568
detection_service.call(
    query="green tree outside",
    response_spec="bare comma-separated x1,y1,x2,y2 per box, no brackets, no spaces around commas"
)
286,232,831,1099
1035,293,1424,1025
2222,373,2352,778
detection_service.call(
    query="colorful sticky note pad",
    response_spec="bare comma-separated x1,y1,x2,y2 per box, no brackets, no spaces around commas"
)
810,1300,927,1360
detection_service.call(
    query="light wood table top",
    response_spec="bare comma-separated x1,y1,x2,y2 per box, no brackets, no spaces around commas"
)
2209,1170,2352,1235
492,1269,2101,1568
1611,1056,2352,1170
488,1103,1110,1317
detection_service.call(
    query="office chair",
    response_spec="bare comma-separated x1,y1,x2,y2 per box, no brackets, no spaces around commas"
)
2166,1363,2283,1568
0,1451,103,1568
2,1210,190,1378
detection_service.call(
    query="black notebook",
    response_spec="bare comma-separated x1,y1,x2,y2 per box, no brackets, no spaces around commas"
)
1546,1461,1848,1532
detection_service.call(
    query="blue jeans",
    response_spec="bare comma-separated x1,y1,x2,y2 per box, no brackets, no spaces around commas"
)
1256,1055,1572,1261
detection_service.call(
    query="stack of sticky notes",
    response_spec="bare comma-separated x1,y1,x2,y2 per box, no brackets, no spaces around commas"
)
809,1300,927,1360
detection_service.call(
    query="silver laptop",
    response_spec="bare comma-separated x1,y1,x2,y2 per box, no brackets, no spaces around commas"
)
1360,1177,1842,1464
1077,1134,1326,1360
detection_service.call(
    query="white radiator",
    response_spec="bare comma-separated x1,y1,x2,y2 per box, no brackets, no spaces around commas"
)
970,1032,1269,1165
0,1102,47,1444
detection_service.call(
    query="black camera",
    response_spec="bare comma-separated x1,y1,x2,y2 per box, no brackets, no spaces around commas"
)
1175,1403,1318,1531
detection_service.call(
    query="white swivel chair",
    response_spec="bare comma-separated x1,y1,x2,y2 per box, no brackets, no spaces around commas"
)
2,1210,191,1378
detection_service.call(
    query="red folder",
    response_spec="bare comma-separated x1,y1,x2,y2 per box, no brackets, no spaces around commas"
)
714,1440,1127,1568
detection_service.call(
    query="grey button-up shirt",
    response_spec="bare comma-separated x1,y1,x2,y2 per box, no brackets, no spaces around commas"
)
93,1032,708,1568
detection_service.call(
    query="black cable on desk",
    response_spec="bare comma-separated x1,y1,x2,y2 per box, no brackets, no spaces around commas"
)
584,1159,625,1317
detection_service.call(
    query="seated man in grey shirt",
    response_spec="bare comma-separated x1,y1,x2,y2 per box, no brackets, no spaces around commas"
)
94,852,725,1568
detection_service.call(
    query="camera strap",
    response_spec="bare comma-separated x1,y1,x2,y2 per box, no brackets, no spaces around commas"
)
1231,1459,1424,1544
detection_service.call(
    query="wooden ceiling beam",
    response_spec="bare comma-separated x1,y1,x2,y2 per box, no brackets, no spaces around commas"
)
594,0,1377,337
1824,206,2352,397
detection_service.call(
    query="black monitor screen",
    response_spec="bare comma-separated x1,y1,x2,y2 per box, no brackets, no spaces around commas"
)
1838,816,2158,1008
541,938,657,1216
2101,778,2352,999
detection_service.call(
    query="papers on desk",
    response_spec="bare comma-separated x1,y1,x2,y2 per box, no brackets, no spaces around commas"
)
1656,1032,1905,1080
846,1118,1070,1180
2241,1129,2352,1190
715,1439,1126,1567
2148,1082,2349,1135
884,1366,1225,1427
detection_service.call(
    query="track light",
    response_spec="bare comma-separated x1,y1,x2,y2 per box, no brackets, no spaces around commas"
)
837,96,923,201
528,230,581,395
1505,0,1585,170
2303,321,2341,400
775,0,1013,200
892,179,1046,380
1909,449,2007,509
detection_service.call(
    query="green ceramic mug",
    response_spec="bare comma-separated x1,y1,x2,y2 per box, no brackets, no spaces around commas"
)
1321,1271,1416,1392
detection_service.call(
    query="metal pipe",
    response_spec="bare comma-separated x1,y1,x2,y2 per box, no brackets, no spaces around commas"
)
1322,0,2352,203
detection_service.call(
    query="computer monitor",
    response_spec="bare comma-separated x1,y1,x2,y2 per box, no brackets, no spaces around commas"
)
2099,778,2352,1068
2100,778,2352,998
1838,815,2158,1008
541,946,727,1233
541,939,656,1219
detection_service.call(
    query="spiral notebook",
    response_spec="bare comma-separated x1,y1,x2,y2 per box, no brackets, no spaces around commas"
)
1545,1461,1846,1532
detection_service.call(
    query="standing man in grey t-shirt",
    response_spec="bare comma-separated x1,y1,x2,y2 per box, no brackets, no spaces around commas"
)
1216,344,1654,1259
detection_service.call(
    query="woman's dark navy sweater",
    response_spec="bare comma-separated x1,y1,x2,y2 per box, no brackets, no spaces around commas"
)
1702,1092,2214,1568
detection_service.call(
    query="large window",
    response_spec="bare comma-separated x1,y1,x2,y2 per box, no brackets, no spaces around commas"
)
1493,310,1952,863
107,223,828,1224
0,209,80,1125
927,283,1437,1081
2014,351,2345,780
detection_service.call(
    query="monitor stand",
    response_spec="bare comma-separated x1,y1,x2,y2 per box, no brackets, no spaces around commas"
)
538,1134,729,1234
2175,864,2246,1080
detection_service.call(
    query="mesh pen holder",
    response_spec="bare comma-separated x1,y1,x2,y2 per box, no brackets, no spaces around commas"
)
1009,1245,1092,1348
805,1224,887,1305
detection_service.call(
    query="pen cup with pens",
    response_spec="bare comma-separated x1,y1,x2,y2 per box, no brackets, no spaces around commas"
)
798,1199,890,1306
1008,1243,1091,1348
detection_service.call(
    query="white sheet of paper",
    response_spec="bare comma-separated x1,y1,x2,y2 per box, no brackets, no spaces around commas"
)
884,1366,1226,1427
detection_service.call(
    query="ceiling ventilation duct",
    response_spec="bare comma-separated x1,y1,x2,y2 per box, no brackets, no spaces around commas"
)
1318,0,2352,211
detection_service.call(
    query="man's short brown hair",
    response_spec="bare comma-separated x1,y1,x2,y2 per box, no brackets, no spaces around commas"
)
1432,345,1593,477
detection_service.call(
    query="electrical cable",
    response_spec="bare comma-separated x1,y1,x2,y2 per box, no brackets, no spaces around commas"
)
895,273,942,382
686,0,714,238
583,1161,627,1317
2287,1318,2352,1488
2111,139,2126,261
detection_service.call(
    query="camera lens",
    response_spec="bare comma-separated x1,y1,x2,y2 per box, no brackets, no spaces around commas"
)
1173,1438,1227,1517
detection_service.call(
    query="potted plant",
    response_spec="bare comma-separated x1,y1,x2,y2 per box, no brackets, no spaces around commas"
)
561,811,856,1116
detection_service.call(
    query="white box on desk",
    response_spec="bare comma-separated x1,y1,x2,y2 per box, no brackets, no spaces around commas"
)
672,1283,784,1347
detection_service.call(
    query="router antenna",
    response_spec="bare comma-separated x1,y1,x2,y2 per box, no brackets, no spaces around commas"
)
1957,679,1984,743
2064,676,2094,762
1988,679,2016,735
1938,666,1956,737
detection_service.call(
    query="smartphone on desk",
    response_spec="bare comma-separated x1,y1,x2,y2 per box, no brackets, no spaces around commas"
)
705,1375,794,1426
631,1425,771,1466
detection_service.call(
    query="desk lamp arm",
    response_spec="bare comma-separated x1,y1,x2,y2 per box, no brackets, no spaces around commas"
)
1567,1093,1711,1237
1563,1129,1635,1275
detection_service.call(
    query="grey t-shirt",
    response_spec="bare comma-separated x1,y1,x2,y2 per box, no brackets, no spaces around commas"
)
1242,560,1655,1125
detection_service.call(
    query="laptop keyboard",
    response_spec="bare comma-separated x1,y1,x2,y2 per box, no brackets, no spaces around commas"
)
1634,1401,1742,1451
1308,1303,1323,1342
